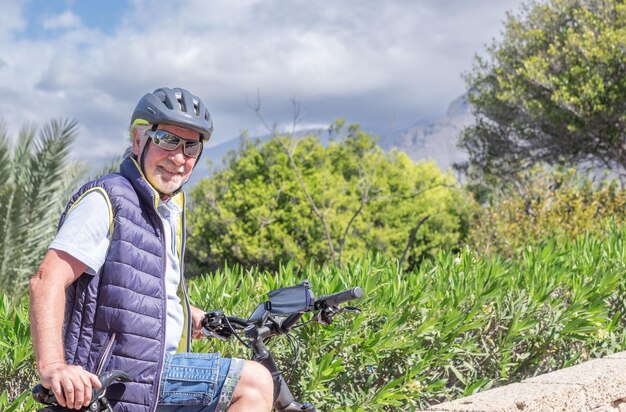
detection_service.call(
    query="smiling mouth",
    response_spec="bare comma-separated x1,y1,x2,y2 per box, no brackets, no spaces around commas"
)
159,166,183,176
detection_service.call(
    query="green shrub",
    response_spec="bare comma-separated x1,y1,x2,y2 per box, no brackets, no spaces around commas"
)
189,225,626,410
187,126,472,274
0,294,38,412
7,223,626,411
467,166,626,257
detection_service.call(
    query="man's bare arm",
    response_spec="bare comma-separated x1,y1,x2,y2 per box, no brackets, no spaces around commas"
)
29,248,101,410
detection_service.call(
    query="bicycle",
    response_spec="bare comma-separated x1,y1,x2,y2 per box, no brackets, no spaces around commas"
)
32,281,362,412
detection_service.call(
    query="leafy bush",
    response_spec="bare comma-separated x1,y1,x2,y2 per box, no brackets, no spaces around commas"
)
467,166,626,257
189,224,626,410
7,223,626,411
0,294,38,412
187,125,472,274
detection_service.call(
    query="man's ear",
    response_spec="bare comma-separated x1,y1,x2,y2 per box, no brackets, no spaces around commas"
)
132,128,143,156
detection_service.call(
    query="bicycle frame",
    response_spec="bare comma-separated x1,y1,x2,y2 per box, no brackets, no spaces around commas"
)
245,312,314,411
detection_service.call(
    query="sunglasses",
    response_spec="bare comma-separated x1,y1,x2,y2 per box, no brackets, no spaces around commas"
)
147,129,203,158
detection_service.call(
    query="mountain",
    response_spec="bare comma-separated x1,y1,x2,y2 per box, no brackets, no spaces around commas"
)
381,94,473,172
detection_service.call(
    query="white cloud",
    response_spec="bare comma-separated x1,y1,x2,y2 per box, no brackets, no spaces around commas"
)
0,0,523,164
42,10,83,30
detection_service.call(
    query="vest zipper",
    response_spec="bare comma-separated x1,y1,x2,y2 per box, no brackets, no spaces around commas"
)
152,200,167,412
151,193,189,411
95,332,117,375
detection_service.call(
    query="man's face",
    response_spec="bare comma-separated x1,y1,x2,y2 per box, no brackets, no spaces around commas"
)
133,124,200,196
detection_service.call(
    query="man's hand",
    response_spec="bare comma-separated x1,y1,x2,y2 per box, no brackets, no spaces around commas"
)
191,305,206,339
39,362,101,410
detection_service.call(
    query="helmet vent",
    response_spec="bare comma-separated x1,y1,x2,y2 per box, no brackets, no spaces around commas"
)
174,91,184,111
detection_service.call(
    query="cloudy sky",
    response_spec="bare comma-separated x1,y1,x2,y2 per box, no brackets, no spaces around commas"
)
0,0,523,166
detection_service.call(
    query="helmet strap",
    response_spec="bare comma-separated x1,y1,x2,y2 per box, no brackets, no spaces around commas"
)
139,137,150,175
138,124,158,173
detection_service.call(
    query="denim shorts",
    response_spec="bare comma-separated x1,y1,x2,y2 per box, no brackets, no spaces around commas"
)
156,352,244,412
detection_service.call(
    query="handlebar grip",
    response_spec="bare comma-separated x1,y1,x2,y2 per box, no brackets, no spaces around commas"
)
32,370,131,406
278,312,305,333
314,287,363,308
32,383,56,405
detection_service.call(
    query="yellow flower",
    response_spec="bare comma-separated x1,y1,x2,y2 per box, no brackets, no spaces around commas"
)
405,379,423,392
597,329,609,340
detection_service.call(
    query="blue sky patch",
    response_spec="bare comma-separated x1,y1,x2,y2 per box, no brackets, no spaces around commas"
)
21,0,129,38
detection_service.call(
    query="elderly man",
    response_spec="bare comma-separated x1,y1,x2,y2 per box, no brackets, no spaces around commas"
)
29,87,273,411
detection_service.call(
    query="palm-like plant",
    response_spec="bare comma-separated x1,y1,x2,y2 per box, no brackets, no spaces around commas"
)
0,119,85,296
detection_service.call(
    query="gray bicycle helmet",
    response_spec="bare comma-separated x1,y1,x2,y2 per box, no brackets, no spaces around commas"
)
131,87,213,140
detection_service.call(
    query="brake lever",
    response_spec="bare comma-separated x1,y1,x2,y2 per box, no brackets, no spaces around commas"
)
201,310,233,341
315,306,361,325
202,328,232,341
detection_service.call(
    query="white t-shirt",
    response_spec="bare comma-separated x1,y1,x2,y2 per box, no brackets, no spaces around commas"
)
50,190,185,353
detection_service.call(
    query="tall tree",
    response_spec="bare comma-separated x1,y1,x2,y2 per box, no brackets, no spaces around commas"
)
0,119,84,295
459,0,626,181
186,124,472,274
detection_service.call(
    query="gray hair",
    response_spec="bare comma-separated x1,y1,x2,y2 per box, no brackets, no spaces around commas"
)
125,124,152,158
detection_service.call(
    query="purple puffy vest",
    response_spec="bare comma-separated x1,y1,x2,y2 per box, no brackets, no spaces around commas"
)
60,157,191,411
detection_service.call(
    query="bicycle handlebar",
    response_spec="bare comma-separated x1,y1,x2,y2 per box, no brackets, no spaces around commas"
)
314,287,363,309
200,283,364,412
210,285,364,335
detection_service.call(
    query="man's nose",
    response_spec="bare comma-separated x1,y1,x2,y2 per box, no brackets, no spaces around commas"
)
169,146,187,165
